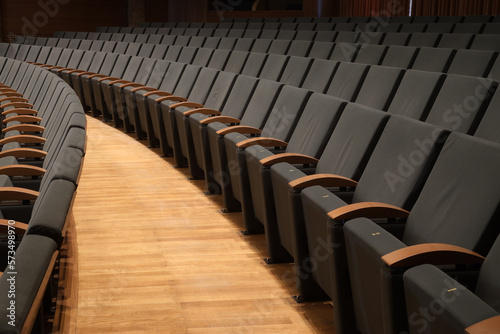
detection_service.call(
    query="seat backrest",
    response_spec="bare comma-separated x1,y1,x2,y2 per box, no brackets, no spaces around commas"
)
187,36,205,48
424,74,496,133
219,75,259,118
326,61,369,101
474,87,500,144
315,30,337,42
388,69,445,120
296,31,317,41
483,23,500,34
192,48,214,67
402,132,500,255
447,49,497,77
381,32,410,46
258,54,289,82
218,37,237,50
475,234,500,311
302,59,339,94
170,64,202,97
330,42,359,61
223,50,248,74
407,32,440,47
268,39,291,55
0,235,58,333
287,40,313,57
308,41,334,59
355,65,404,110
259,86,312,141
426,22,455,33
400,23,427,33
206,49,231,70
138,44,155,58
353,115,448,210
335,31,360,43
285,94,347,157
150,44,168,59
381,45,418,68
239,79,283,127
177,46,198,64
316,103,389,179
279,56,312,87
438,33,474,48
453,22,484,33
241,52,267,77
276,30,297,40
411,47,455,73
470,34,500,51
353,45,388,65
233,38,254,52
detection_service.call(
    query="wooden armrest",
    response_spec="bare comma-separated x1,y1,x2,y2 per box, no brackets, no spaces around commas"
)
87,74,108,79
44,65,63,70
0,135,46,145
0,187,39,201
120,83,146,89
3,115,42,123
0,89,18,94
76,71,95,77
183,108,221,116
216,125,262,136
97,76,120,82
144,90,171,97
67,69,86,74
289,173,358,190
0,102,34,109
199,116,240,125
0,92,23,98
236,137,289,149
56,67,74,72
2,124,45,134
109,79,132,85
466,315,500,334
0,219,28,235
0,97,29,104
260,152,319,166
2,108,38,116
156,95,187,103
0,165,46,176
170,101,204,109
328,202,409,221
132,86,158,92
0,148,47,159
382,243,485,268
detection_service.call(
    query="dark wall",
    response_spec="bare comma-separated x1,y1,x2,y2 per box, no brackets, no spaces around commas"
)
1,0,128,39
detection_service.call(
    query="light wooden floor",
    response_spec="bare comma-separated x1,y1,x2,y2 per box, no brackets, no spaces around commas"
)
53,116,335,333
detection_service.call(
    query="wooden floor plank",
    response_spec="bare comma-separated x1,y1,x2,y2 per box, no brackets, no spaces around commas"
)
54,116,335,333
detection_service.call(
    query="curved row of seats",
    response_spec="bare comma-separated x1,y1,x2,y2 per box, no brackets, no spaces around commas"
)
0,57,86,333
11,16,500,333
6,36,500,84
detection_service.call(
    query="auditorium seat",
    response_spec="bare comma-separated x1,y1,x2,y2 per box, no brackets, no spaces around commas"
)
424,73,496,133
344,132,500,334
411,47,455,72
299,116,448,333
403,237,500,334
446,49,497,77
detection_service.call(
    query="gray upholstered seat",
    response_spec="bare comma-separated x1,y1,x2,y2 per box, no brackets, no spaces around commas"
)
344,132,500,334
